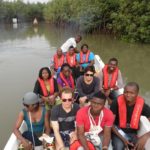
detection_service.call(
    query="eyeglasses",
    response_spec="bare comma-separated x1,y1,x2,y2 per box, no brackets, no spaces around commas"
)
85,73,94,77
62,98,73,102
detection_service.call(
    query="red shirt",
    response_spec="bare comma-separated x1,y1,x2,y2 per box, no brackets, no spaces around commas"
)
76,106,114,132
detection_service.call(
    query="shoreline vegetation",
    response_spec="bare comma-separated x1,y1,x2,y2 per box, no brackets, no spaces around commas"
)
0,0,150,43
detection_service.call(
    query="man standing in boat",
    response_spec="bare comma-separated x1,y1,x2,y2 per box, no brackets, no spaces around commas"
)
60,35,82,53
99,57,123,105
110,82,150,150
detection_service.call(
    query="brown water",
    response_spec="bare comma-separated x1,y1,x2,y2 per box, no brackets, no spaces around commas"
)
0,23,150,148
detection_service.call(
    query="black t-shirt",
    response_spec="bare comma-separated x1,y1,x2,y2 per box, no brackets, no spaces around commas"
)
33,78,59,96
110,99,150,133
51,103,80,131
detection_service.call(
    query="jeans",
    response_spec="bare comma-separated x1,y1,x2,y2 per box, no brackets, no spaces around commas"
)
112,133,137,150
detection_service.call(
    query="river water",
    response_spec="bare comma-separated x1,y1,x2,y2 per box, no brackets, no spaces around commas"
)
0,23,150,148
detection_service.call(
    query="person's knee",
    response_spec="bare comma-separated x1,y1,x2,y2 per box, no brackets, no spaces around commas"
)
112,136,125,150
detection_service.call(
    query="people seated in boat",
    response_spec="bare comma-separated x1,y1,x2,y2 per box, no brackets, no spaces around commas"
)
75,91,114,150
66,46,78,80
110,82,150,150
51,87,80,149
99,57,123,105
60,35,82,53
13,92,50,149
76,44,95,77
76,66,100,106
33,67,59,111
50,48,65,76
57,63,75,91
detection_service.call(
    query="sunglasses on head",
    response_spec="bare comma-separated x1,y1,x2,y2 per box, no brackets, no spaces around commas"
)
85,73,94,77
62,98,73,102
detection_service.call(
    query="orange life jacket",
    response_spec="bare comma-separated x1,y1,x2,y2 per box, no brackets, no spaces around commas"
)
54,54,64,70
59,72,75,89
38,78,54,96
103,65,119,90
118,95,144,129
70,140,96,150
66,52,76,67
80,50,90,64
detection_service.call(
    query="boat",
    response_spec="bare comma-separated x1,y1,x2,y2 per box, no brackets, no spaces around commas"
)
4,55,150,150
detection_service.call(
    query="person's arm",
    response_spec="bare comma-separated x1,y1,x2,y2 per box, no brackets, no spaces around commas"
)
116,70,124,89
88,52,95,66
102,126,112,149
76,77,87,97
77,126,89,150
99,71,103,91
112,125,134,147
87,77,100,99
51,121,64,150
13,112,33,149
135,131,150,150
33,80,40,94
57,78,63,92
44,111,51,135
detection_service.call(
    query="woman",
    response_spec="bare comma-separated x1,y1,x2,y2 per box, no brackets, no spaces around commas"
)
57,63,75,91
13,92,50,149
34,67,59,110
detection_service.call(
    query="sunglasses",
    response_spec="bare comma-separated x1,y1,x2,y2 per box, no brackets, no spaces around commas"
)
85,73,94,77
62,98,73,102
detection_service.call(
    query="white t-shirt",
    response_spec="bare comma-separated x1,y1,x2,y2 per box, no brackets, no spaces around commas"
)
61,37,76,53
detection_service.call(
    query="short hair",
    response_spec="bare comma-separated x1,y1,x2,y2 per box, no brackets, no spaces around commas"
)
60,87,74,97
39,67,51,79
60,63,71,72
84,66,95,74
125,82,139,92
92,91,107,102
81,44,88,50
76,35,82,40
69,46,74,50
109,58,118,65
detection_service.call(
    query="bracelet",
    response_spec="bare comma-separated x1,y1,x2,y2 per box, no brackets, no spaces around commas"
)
102,146,108,150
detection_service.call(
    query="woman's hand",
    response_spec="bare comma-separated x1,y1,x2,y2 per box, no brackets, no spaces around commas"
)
22,140,33,150
48,95,55,105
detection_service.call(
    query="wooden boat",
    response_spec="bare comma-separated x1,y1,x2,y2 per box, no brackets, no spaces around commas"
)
4,55,150,150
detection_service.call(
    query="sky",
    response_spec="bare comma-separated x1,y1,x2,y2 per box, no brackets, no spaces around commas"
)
5,0,49,3
23,0,49,3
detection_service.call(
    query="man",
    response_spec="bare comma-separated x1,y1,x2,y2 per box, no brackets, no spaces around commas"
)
50,48,65,76
76,66,100,106
99,58,123,104
60,35,82,53
76,91,114,150
110,82,150,150
76,44,95,77
51,87,80,150
66,46,78,80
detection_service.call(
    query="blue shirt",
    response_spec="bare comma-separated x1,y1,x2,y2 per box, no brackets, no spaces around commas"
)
23,107,45,134
76,52,94,68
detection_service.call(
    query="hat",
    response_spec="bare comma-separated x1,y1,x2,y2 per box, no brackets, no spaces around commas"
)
92,91,106,100
22,92,41,105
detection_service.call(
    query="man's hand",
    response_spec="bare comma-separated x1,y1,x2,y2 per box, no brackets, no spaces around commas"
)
135,133,150,150
79,96,87,105
104,89,111,97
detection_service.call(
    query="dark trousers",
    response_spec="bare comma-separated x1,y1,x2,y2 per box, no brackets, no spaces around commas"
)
112,133,137,150
22,131,42,146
